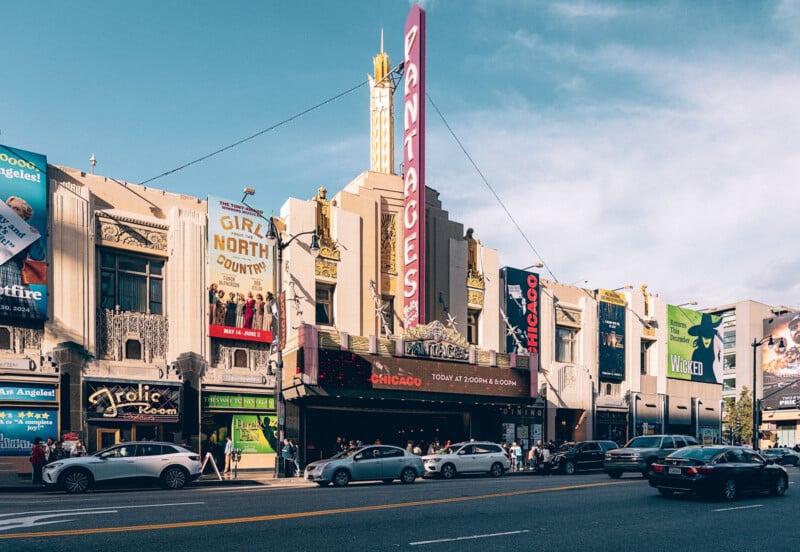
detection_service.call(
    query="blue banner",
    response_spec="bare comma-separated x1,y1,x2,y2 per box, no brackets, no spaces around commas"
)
0,384,57,402
0,407,58,456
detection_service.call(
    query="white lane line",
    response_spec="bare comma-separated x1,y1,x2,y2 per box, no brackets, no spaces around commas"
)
0,502,204,518
410,529,530,545
714,504,763,512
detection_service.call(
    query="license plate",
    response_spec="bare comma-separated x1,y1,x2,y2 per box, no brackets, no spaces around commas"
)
668,467,681,475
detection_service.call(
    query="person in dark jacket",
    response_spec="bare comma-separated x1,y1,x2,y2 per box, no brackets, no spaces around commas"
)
30,437,46,484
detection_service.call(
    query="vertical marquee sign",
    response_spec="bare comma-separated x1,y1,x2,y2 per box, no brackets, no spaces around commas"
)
598,289,626,381
502,267,540,360
402,5,426,329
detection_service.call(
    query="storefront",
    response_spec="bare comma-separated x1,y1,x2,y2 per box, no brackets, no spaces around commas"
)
84,378,181,452
595,409,628,445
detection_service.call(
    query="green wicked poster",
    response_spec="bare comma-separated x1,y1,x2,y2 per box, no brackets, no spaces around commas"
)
667,306,722,384
231,414,277,453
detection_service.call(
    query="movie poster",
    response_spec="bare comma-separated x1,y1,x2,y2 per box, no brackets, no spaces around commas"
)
762,314,800,409
598,289,626,381
667,306,722,384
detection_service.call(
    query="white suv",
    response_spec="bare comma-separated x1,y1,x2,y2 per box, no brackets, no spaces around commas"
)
422,441,511,479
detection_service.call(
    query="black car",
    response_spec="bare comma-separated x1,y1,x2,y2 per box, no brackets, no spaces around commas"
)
552,440,619,475
760,448,800,466
649,445,789,501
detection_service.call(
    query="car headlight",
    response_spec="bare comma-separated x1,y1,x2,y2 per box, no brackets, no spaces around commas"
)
44,462,64,470
426,458,442,463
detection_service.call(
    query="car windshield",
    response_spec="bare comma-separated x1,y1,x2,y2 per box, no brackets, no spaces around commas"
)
667,447,721,461
626,436,661,448
329,447,362,460
558,443,576,453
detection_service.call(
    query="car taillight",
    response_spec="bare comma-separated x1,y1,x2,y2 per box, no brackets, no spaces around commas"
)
651,464,664,473
686,466,714,475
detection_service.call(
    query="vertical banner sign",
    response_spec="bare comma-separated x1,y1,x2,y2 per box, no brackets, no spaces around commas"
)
0,144,48,321
762,314,800,409
207,197,275,343
402,5,426,329
667,306,722,384
598,289,626,381
503,267,540,358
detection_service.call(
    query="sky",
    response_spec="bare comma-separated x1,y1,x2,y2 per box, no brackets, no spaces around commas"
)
3,0,800,311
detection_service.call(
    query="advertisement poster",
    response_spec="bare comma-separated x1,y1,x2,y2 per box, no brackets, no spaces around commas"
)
0,407,58,456
0,384,57,402
207,196,275,343
666,306,722,383
0,144,48,321
762,314,800,409
502,267,540,362
232,414,277,454
598,289,626,381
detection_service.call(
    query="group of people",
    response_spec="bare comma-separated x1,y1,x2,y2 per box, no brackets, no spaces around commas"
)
501,439,555,472
208,284,275,331
29,436,88,484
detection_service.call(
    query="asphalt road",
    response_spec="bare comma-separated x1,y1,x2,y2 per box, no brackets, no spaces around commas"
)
1,466,798,552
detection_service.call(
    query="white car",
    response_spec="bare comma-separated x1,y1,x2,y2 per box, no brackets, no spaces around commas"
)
422,441,511,479
43,441,202,493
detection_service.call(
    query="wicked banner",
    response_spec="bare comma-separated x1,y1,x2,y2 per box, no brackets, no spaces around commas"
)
598,289,626,381
666,306,722,384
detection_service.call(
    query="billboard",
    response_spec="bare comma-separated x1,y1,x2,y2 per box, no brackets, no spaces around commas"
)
232,414,277,454
85,380,181,422
666,306,722,383
0,144,48,321
502,267,540,362
0,383,57,402
598,289,626,381
0,407,58,456
207,196,275,343
762,314,800,410
402,5,426,329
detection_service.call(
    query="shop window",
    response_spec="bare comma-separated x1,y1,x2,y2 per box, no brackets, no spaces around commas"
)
0,327,10,350
233,349,248,368
467,309,480,345
125,340,142,360
555,326,576,363
316,283,335,326
100,249,164,314
381,296,394,334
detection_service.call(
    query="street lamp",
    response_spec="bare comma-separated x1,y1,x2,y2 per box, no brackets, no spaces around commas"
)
241,188,320,476
677,301,698,307
751,335,786,450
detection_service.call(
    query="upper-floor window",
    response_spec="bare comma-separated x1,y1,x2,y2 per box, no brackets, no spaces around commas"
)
467,309,480,345
316,283,335,326
0,327,10,350
723,331,736,349
100,250,164,314
381,296,394,335
723,354,736,371
556,326,577,363
641,339,655,375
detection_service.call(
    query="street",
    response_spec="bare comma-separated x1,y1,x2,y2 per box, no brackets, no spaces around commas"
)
0,467,797,552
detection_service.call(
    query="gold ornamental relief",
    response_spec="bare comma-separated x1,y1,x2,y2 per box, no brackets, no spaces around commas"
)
315,258,338,279
380,213,397,275
96,218,167,254
467,289,484,307
314,187,341,261
466,271,485,290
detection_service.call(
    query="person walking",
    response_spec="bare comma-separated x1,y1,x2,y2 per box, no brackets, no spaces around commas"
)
281,438,295,476
223,435,233,474
510,441,522,472
29,438,46,484
43,437,55,463
289,439,301,477
71,438,88,457
49,441,67,463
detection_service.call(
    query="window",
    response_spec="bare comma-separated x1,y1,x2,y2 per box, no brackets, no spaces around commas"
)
125,340,141,360
660,437,675,449
233,349,248,368
0,328,10,350
723,331,736,349
723,354,736,371
640,339,654,375
100,250,164,314
381,296,394,334
316,283,335,326
723,378,736,392
556,326,577,363
467,309,480,345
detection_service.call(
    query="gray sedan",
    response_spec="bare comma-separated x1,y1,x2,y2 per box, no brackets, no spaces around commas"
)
304,445,424,487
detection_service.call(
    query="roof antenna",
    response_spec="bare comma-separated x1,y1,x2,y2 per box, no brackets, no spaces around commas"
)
90,154,97,174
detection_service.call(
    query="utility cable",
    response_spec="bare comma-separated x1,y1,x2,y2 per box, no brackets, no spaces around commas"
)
426,93,558,282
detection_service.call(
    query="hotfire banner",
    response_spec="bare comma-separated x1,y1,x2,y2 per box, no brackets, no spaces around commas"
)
207,196,275,343
762,314,800,410
666,306,722,384
598,289,626,381
0,144,48,321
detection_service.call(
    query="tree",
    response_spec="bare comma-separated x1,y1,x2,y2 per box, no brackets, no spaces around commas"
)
724,387,753,445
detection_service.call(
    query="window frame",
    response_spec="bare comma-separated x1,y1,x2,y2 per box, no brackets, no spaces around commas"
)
99,249,165,315
316,282,335,326
555,326,577,363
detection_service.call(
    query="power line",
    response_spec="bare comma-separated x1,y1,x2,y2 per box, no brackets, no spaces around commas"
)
425,93,558,282
140,80,370,186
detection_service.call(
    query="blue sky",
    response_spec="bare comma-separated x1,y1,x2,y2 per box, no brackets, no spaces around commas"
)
4,0,800,310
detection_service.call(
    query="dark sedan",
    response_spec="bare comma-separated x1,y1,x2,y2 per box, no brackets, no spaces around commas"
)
760,448,800,466
649,445,788,501
551,440,619,474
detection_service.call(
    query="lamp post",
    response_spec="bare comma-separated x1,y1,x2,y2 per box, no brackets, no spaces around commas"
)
241,188,319,476
751,335,785,450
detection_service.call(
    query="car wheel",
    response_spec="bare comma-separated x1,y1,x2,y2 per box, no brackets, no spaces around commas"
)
564,461,576,475
771,475,788,497
721,479,737,502
162,466,188,490
607,470,623,479
489,462,504,478
440,463,456,480
400,468,416,484
61,469,91,494
333,469,350,487
658,488,675,497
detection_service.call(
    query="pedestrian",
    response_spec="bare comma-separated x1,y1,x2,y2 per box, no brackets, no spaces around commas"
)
290,439,301,477
528,441,542,472
29,437,46,484
71,438,88,457
49,441,66,463
510,441,522,471
223,435,233,474
281,438,295,476
43,437,55,462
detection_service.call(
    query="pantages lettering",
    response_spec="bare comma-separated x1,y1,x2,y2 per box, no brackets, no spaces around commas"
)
88,384,177,418
404,340,469,361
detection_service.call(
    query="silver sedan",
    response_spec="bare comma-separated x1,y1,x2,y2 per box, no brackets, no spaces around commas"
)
304,445,424,487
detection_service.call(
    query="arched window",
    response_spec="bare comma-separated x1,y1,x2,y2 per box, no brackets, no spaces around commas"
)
233,349,248,368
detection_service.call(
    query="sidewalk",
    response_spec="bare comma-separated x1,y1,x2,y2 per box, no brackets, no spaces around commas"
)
0,469,312,493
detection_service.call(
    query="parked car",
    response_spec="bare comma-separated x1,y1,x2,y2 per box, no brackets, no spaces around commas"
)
760,448,800,466
604,434,699,478
304,445,423,487
551,440,619,475
422,441,510,479
649,445,789,501
42,441,202,493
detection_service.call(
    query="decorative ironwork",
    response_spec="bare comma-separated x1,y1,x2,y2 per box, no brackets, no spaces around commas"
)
380,213,397,274
209,340,271,370
97,308,168,362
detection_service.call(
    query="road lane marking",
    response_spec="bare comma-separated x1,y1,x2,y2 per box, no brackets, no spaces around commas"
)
0,480,640,540
410,529,530,545
713,504,764,512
